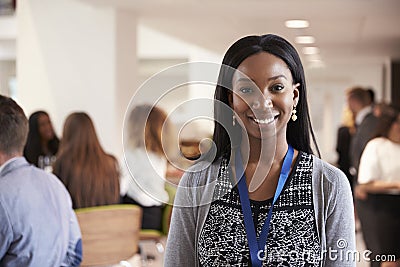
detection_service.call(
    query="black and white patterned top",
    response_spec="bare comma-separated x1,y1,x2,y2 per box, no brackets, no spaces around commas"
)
198,152,321,266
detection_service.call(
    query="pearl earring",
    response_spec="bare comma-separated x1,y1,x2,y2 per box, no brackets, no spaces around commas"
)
233,114,236,126
291,107,297,121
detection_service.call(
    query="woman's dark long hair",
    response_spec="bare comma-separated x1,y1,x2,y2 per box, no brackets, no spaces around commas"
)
23,111,60,166
212,34,320,161
53,112,120,209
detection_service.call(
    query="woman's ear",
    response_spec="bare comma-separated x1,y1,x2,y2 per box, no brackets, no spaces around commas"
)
293,83,300,106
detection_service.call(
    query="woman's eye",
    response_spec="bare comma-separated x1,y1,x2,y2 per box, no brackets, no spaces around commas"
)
271,84,284,92
239,87,253,94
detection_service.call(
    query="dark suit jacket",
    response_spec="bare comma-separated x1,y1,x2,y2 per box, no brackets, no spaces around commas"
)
350,112,379,180
336,126,354,186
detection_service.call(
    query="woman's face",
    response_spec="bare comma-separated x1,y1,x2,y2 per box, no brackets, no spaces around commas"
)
38,114,54,141
230,52,299,141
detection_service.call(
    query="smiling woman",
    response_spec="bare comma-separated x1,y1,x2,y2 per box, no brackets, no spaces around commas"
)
165,34,356,267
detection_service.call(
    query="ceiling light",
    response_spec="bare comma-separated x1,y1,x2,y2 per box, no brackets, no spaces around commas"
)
309,59,323,63
306,54,321,61
285,20,309,29
295,36,315,44
302,47,320,55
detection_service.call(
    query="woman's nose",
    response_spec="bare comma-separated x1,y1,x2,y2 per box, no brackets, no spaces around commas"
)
251,96,273,110
264,96,273,108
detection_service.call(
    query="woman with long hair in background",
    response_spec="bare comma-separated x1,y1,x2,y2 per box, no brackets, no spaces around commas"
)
122,104,172,230
53,112,120,209
24,111,60,168
356,108,400,267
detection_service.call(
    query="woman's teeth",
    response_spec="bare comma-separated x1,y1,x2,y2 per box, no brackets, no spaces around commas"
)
252,117,275,124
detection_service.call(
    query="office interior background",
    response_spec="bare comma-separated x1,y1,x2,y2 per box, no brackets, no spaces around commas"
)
0,0,400,165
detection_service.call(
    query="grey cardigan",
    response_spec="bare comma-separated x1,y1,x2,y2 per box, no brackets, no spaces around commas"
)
165,155,356,267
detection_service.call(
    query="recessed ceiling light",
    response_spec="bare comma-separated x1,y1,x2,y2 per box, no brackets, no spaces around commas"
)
302,47,320,55
295,36,315,44
285,20,310,29
306,54,321,61
309,59,323,63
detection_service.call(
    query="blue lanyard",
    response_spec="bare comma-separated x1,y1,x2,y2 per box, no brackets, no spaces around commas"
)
236,145,294,267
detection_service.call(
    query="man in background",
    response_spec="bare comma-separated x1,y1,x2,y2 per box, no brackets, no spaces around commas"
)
347,87,378,179
0,95,82,266
347,87,380,267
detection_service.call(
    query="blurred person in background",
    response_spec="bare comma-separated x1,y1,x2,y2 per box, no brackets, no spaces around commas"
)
24,111,60,168
121,104,172,231
0,95,82,267
336,107,356,193
53,112,120,209
355,108,400,267
347,87,378,179
347,87,379,263
373,102,395,118
366,87,376,107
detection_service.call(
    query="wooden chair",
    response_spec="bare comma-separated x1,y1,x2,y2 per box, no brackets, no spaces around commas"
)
75,204,142,266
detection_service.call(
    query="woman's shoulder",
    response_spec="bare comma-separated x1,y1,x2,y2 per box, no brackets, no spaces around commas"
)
370,137,399,149
178,158,222,188
310,154,350,190
368,137,386,145
362,137,390,154
311,154,344,176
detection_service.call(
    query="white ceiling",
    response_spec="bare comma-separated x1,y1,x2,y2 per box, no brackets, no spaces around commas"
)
1,0,399,66
79,0,400,67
